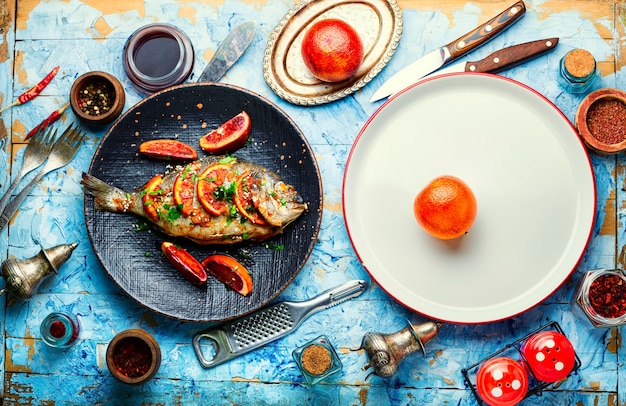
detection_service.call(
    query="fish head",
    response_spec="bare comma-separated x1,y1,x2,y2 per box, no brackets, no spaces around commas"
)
253,172,307,227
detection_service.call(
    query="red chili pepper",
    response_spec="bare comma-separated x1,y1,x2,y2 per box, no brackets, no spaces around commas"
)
25,102,69,140
161,242,207,285
18,66,60,104
0,66,59,114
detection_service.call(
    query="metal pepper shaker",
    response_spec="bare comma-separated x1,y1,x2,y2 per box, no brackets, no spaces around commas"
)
0,243,78,300
356,320,442,379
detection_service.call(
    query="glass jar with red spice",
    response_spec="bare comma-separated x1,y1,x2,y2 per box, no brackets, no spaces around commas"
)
40,311,80,348
572,269,626,328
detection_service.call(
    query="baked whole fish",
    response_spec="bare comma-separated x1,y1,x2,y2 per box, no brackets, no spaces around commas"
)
81,156,307,244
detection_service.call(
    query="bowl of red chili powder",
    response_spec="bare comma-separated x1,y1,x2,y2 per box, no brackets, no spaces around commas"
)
106,329,161,385
575,88,626,154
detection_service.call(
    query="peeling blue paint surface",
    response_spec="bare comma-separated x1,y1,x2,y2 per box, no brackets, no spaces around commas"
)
1,0,625,404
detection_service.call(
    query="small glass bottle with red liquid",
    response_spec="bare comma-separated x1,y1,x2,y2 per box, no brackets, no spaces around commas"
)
571,269,626,328
40,311,80,348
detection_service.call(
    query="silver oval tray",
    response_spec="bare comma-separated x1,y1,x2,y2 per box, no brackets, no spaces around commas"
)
263,0,402,105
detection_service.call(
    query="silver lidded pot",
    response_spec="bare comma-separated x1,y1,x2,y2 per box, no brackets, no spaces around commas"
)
357,320,442,379
1,243,78,300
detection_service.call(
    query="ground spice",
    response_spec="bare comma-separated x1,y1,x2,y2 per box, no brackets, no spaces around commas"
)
564,49,595,79
300,344,332,375
589,274,626,318
77,80,115,116
586,98,626,144
113,337,153,378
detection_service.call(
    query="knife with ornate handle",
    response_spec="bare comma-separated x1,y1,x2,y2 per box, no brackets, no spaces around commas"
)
418,37,559,81
369,0,526,102
197,21,256,83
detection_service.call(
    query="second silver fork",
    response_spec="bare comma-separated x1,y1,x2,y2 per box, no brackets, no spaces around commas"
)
0,125,85,232
0,126,56,215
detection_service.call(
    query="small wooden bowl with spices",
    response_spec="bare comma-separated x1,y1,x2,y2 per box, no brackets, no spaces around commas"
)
106,329,161,385
70,71,125,126
575,88,626,154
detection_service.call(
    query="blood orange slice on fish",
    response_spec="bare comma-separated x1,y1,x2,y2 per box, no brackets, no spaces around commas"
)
197,164,232,217
173,161,201,217
233,171,267,225
141,174,164,221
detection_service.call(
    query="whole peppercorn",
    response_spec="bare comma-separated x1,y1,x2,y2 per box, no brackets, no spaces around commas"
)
77,80,116,116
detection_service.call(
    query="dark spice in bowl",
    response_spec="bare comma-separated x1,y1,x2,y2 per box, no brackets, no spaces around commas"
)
106,329,161,384
113,336,153,378
70,71,125,126
77,80,116,117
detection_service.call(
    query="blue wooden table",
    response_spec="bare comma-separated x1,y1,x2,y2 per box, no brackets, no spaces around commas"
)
0,0,624,404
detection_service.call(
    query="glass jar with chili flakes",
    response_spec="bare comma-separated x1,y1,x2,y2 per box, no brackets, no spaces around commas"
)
572,269,626,328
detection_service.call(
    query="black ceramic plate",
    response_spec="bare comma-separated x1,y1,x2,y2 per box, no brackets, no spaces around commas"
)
84,83,322,322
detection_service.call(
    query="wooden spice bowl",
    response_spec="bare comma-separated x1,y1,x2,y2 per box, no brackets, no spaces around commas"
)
575,88,626,154
106,329,161,385
70,71,125,126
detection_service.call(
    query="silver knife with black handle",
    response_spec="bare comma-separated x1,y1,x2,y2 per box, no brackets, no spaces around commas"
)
370,0,526,102
197,21,256,83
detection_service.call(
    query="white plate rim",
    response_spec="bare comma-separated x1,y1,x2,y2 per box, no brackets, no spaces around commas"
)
342,73,596,324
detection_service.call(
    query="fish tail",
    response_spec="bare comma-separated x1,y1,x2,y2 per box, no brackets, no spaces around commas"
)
81,172,132,213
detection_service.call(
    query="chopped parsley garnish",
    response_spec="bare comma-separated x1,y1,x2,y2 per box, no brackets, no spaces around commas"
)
219,155,237,165
266,242,284,251
160,203,183,223
213,181,237,202
135,219,149,231
182,165,192,178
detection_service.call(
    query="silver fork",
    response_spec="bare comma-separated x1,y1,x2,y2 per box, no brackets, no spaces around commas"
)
0,126,56,215
0,125,85,231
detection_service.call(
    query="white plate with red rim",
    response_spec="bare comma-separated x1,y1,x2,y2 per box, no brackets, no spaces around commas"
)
343,73,596,324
